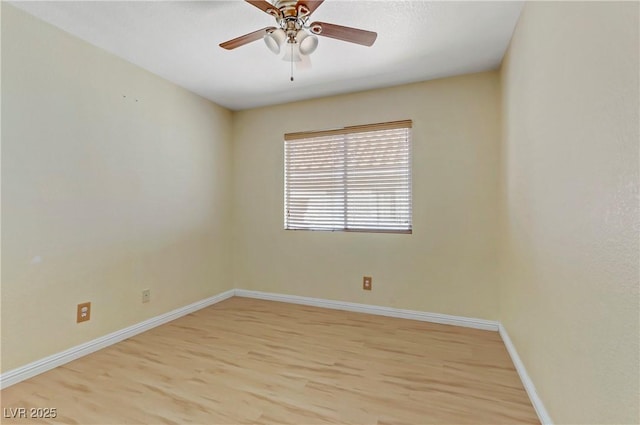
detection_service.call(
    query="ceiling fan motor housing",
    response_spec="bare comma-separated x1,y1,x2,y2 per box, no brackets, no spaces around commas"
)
273,0,305,18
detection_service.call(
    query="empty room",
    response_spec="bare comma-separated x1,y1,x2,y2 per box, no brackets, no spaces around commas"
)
1,1,638,424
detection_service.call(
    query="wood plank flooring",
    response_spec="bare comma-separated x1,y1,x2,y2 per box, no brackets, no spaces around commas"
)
1,297,538,424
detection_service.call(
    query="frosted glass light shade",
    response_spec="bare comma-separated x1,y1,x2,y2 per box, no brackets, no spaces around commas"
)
296,30,318,55
264,29,286,54
282,41,302,62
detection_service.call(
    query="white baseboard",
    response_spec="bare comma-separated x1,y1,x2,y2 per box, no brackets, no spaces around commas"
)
499,324,553,425
235,289,500,331
0,289,235,390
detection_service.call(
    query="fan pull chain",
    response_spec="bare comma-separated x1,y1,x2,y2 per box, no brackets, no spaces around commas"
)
290,42,294,82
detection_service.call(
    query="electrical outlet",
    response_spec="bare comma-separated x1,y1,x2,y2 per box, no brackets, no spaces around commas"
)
142,289,151,303
363,276,372,291
77,302,91,323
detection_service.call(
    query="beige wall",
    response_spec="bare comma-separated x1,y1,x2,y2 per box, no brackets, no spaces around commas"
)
232,72,502,319
500,2,639,424
0,1,4,360
1,5,233,372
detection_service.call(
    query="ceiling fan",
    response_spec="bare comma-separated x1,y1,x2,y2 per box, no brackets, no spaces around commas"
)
219,0,377,79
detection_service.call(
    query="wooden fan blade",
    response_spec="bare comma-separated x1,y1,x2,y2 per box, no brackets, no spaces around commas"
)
245,0,282,18
220,27,276,50
295,0,324,17
309,22,377,47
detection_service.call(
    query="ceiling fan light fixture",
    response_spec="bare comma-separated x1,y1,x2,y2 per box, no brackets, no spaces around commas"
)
296,29,318,55
282,41,303,62
264,28,286,54
219,0,377,80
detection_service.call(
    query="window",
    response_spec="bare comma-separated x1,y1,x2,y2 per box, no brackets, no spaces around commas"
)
284,120,412,233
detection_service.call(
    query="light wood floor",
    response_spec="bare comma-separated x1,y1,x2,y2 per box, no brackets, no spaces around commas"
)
1,297,538,424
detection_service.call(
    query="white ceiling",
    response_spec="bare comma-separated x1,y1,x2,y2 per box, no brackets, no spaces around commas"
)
10,1,523,111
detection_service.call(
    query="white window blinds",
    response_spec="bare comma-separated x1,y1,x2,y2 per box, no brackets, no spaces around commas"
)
284,120,412,233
